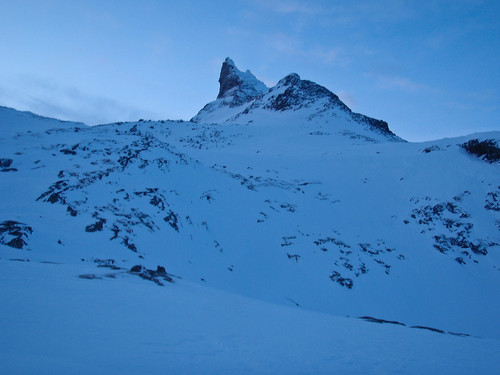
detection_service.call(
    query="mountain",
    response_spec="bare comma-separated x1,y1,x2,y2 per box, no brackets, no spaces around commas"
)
1,58,500,373
192,58,401,143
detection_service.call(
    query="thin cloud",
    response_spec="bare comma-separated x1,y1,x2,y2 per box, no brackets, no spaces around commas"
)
308,47,348,66
265,34,346,67
0,76,159,125
252,0,323,15
266,33,302,55
374,75,427,93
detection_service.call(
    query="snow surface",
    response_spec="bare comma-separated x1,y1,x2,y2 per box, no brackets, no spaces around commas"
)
1,259,500,375
1,61,500,372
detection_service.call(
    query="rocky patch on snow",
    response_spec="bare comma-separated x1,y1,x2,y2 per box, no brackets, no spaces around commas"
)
0,158,17,172
0,221,33,249
409,193,499,263
461,139,500,163
78,259,176,286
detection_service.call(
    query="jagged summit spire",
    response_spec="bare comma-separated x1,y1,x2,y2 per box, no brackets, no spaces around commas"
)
217,58,241,99
223,57,236,67
217,58,268,102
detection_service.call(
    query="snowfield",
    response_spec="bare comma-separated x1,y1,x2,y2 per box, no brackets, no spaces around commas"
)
1,58,500,373
1,259,500,375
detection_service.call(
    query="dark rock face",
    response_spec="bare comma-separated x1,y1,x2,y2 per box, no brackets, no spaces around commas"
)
264,74,395,137
218,58,241,99
462,139,500,163
215,58,268,107
0,220,33,249
266,74,349,112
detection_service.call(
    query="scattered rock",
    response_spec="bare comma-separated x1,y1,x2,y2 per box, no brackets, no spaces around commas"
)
0,158,13,168
130,265,143,273
67,206,78,216
85,218,106,232
410,325,445,334
461,139,500,163
287,253,301,262
329,271,353,289
122,236,137,252
129,264,174,285
79,274,102,280
0,221,33,249
485,190,500,211
359,316,406,326
164,211,180,231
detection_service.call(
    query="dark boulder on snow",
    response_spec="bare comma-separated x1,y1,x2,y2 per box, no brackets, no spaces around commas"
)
85,218,106,232
0,158,13,168
130,265,144,273
0,158,16,172
66,206,78,216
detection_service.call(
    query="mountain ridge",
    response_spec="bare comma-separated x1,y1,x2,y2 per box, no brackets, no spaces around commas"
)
192,58,401,142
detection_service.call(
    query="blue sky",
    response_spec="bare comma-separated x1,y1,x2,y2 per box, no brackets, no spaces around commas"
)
0,0,499,141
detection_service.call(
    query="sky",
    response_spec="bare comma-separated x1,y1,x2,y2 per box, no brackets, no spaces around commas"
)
0,0,499,141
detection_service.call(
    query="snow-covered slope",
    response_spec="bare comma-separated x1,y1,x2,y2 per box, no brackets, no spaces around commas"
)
1,59,500,372
2,259,500,374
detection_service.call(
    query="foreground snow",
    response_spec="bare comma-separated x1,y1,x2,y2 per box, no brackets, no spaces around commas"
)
1,258,499,375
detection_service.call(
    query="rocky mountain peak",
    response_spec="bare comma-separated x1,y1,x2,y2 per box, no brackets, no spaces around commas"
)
217,58,240,99
192,58,401,140
217,57,268,104
277,73,301,87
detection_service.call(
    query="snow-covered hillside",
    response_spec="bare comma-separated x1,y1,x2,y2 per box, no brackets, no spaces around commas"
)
1,59,500,373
